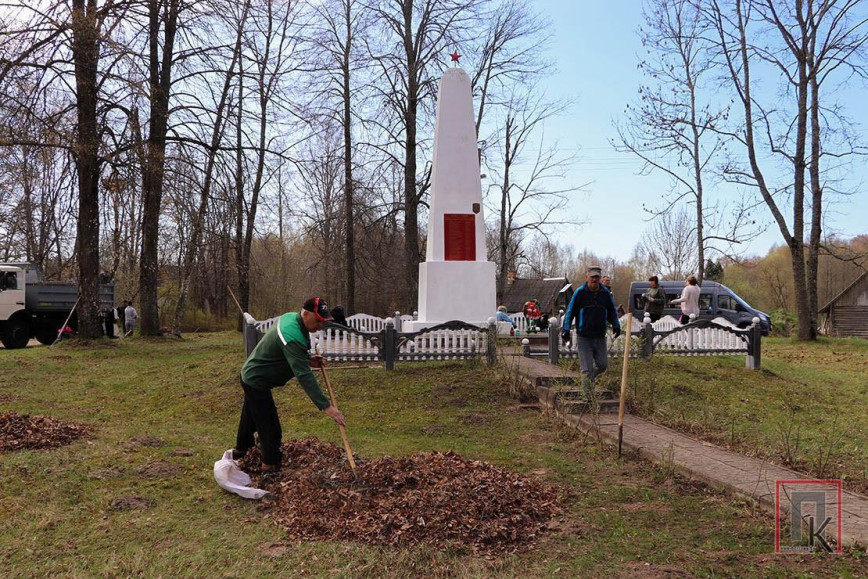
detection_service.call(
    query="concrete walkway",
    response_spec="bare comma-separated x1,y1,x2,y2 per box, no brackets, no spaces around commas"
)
505,353,867,548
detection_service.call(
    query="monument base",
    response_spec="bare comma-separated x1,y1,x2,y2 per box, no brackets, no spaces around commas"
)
402,260,496,332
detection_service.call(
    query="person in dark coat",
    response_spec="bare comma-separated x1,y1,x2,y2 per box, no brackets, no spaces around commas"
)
562,265,621,398
330,305,348,327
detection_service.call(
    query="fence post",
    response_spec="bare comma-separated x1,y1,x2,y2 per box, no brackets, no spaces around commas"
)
746,317,762,370
687,313,697,350
383,318,397,371
521,338,530,358
243,313,258,357
486,317,497,366
394,311,402,332
641,313,655,360
548,316,560,365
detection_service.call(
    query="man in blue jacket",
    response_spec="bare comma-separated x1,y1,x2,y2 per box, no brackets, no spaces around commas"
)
562,265,621,398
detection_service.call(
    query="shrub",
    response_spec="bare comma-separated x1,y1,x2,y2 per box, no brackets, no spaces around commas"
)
769,309,797,337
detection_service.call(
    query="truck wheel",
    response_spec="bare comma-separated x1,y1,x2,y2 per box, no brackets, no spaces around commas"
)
1,317,31,349
35,329,59,345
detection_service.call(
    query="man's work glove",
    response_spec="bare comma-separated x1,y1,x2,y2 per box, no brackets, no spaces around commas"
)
310,355,325,369
612,327,621,339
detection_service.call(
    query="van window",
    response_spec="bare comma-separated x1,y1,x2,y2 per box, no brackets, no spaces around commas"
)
719,295,735,310
699,293,712,311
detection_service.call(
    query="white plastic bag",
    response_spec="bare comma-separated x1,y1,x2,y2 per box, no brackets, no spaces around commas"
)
213,449,269,499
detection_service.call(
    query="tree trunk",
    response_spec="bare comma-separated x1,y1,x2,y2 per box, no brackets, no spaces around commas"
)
690,86,704,283
138,0,179,336
234,51,246,330
343,10,356,313
806,71,821,339
497,118,512,306
71,0,102,339
403,79,419,310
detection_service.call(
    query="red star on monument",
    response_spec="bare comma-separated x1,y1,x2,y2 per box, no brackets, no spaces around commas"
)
450,51,461,64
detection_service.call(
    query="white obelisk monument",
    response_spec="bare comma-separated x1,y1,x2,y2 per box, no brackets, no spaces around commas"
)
406,63,496,329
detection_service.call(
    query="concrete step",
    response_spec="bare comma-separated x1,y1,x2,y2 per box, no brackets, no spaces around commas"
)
558,398,622,415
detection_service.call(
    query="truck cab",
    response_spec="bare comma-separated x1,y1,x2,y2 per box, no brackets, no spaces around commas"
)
0,263,115,348
0,264,30,348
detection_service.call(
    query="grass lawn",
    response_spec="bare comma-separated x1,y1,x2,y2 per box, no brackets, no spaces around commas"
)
0,332,865,576
587,337,867,495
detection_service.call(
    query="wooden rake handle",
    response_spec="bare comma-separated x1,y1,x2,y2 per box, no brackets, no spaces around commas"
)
617,312,633,458
318,360,357,473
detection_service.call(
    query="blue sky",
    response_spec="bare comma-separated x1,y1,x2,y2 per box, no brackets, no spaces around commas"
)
528,0,867,262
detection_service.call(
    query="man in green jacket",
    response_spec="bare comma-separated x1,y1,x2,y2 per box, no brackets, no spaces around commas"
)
234,297,345,484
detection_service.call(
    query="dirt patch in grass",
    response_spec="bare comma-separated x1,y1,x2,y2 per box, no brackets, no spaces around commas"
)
460,413,486,425
614,562,692,577
257,542,292,557
421,424,445,436
0,411,89,452
239,438,562,556
619,501,671,513
127,435,166,448
108,495,153,511
137,460,180,479
89,466,125,480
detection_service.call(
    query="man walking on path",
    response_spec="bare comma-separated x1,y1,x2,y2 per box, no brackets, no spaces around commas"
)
562,266,621,398
642,275,667,322
233,297,346,487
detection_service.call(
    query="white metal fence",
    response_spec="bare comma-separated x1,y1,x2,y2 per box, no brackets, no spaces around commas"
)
242,313,495,367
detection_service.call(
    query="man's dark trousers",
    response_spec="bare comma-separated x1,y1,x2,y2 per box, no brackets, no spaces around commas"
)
235,379,283,466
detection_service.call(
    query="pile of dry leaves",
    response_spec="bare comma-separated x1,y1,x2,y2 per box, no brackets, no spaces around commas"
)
0,411,89,452
239,438,562,555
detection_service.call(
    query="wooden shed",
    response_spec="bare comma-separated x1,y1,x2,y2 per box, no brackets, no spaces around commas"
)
502,276,573,316
819,272,868,338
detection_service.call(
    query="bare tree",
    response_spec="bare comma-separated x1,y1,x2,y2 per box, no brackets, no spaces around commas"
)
468,0,551,138
232,0,302,326
487,86,583,304
708,0,868,339
307,0,372,313
641,206,699,280
0,0,129,337
615,0,742,283
172,0,250,333
133,0,183,336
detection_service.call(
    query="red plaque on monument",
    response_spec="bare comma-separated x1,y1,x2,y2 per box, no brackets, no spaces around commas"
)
443,214,476,261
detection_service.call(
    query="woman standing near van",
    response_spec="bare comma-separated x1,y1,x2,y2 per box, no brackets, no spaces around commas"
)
670,275,700,324
642,276,666,322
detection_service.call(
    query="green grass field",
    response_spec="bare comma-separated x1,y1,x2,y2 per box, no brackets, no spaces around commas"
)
0,333,865,576
588,337,868,495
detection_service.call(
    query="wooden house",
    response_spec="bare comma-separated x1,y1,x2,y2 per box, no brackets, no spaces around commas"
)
501,276,573,316
819,272,868,338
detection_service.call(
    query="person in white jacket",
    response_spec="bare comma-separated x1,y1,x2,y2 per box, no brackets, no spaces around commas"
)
670,275,700,324
124,301,138,335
